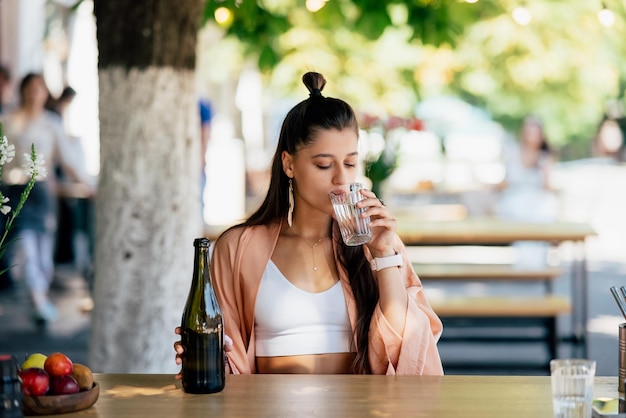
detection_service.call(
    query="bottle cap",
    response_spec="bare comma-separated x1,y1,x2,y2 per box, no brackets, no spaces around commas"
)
194,238,211,247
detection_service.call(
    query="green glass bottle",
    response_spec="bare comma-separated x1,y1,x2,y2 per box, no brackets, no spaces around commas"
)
180,238,225,394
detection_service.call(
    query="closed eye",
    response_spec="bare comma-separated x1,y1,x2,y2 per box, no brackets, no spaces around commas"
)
317,163,356,170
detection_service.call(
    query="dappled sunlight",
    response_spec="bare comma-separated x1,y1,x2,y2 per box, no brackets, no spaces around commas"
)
291,385,330,395
105,384,178,399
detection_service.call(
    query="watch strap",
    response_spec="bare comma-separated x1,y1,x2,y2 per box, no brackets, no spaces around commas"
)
372,253,404,271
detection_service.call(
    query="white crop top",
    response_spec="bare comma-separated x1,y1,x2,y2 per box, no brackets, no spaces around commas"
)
254,260,353,357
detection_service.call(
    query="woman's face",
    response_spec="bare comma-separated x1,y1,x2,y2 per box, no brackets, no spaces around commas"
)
283,127,359,215
22,76,48,109
521,121,544,149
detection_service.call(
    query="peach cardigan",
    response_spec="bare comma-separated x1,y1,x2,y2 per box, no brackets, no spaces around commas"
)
211,220,444,375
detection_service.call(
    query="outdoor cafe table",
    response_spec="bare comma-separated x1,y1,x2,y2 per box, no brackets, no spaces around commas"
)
395,218,595,246
44,373,618,418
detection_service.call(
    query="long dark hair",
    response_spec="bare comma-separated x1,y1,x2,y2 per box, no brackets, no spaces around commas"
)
521,115,551,153
18,73,45,104
243,72,378,373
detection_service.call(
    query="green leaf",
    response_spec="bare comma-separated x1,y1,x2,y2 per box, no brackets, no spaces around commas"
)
258,44,278,71
355,8,393,40
365,150,397,183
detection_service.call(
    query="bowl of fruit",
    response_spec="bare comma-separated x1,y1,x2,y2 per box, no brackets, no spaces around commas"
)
19,352,99,416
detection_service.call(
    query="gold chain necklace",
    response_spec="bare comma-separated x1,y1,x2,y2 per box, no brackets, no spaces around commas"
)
301,237,325,271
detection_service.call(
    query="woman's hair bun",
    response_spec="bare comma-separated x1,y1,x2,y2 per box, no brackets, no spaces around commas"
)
302,72,326,98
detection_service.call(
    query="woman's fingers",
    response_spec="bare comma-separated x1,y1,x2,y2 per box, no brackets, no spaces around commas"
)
175,329,232,369
358,190,388,214
369,215,397,229
361,202,393,224
174,327,184,377
224,334,234,352
174,327,184,380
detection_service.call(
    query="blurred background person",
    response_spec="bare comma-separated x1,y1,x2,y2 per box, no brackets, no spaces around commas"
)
0,65,10,114
497,115,557,220
0,73,93,324
46,86,95,285
592,117,624,163
199,98,212,220
45,86,77,118
496,115,559,268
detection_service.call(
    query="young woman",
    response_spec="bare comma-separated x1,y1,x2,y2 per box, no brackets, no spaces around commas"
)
496,115,558,222
175,72,443,375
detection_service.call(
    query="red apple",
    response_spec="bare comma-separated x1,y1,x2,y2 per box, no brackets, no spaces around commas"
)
19,368,50,396
44,352,73,377
49,375,80,395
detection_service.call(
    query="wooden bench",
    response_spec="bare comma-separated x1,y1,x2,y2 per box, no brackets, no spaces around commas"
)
413,262,571,372
413,263,562,281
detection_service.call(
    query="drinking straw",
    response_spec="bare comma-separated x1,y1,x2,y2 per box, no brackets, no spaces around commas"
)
610,286,626,320
620,286,626,304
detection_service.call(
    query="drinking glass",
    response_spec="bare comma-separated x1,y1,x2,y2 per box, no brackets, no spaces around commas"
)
328,183,371,246
550,359,596,418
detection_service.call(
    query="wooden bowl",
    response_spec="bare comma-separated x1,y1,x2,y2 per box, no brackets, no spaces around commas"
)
23,382,99,416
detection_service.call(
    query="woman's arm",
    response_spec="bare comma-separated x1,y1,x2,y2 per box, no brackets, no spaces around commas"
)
358,190,443,375
358,188,408,334
373,251,408,335
367,239,444,375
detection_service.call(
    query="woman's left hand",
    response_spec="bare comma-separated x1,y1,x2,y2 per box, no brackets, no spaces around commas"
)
358,188,397,257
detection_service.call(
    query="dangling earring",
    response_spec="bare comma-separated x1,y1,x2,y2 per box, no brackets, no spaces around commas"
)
288,178,294,228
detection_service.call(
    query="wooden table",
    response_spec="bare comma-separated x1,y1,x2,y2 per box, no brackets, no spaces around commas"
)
395,218,595,246
396,218,595,359
40,374,619,418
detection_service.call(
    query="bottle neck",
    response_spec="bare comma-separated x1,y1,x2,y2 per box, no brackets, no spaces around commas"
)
192,244,210,286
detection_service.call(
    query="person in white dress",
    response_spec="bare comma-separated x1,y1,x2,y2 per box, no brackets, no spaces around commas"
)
496,115,559,268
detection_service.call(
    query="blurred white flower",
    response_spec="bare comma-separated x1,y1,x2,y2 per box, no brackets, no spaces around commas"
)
0,135,15,165
23,150,46,180
0,123,45,259
0,196,10,215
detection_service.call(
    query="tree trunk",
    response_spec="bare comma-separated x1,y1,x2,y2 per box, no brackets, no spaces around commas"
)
90,0,204,373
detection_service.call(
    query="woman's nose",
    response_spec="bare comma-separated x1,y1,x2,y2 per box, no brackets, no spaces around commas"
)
332,167,349,185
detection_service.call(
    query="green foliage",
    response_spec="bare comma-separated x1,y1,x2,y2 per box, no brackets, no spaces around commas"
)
200,0,626,153
365,150,396,183
203,0,502,70
204,0,290,70
444,1,625,151
352,0,392,40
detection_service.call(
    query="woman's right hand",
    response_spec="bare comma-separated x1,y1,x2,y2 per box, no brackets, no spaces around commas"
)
174,327,184,380
174,327,234,379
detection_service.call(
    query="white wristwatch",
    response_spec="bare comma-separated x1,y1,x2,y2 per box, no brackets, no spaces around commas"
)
371,253,404,271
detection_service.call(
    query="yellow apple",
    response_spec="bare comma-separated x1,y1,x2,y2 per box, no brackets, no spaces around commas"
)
21,353,47,370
